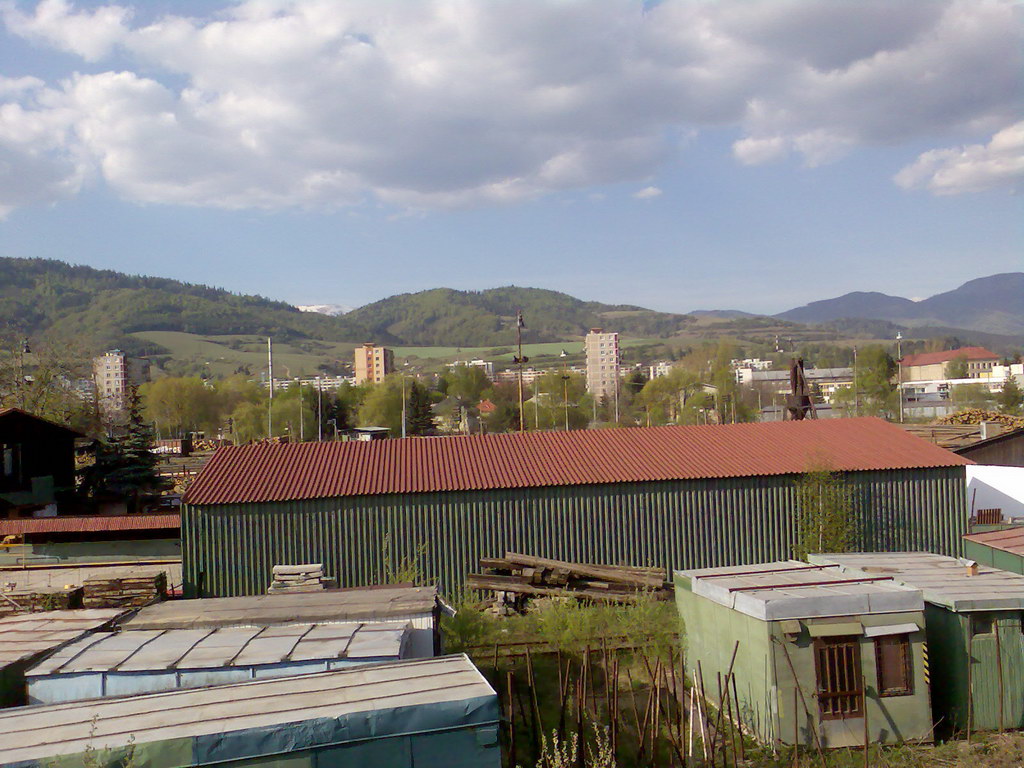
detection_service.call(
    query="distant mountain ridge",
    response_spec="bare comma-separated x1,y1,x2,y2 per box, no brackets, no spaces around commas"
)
0,257,693,349
776,273,1024,335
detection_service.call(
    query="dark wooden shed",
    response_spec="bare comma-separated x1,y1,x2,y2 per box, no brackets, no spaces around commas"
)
0,408,82,515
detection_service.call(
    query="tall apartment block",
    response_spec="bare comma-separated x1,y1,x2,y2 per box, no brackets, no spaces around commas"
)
584,328,619,401
93,350,151,415
354,343,394,384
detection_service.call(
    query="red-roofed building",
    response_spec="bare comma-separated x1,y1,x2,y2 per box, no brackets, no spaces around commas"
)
182,418,971,597
900,346,999,382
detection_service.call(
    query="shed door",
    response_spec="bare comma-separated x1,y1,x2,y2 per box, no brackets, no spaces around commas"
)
813,636,864,719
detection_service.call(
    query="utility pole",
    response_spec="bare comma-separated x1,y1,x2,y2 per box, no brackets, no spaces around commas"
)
896,332,904,423
513,311,528,431
853,346,859,417
267,337,274,439
316,377,323,442
298,380,304,442
401,375,407,439
560,349,569,430
17,339,29,409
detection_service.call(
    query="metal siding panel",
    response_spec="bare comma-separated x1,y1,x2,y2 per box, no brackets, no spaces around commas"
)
183,467,966,598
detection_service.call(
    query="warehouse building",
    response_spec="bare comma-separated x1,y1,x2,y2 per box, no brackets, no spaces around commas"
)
675,561,932,747
0,655,500,768
809,552,1024,733
182,418,970,597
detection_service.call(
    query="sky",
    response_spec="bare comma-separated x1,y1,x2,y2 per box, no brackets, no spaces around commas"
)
0,0,1020,316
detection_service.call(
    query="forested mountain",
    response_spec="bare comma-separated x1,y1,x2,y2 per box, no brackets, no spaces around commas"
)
343,286,694,346
777,274,1024,334
0,257,693,349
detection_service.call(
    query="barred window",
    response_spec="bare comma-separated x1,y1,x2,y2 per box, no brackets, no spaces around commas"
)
814,636,863,719
875,635,913,697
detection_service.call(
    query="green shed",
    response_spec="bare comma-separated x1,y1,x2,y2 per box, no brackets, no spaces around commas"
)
0,654,499,768
809,552,1024,733
963,528,1024,574
181,419,970,597
675,561,932,748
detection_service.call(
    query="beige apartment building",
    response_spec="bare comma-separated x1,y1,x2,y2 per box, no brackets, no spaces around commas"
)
354,343,394,384
900,346,999,382
584,328,619,401
93,350,150,415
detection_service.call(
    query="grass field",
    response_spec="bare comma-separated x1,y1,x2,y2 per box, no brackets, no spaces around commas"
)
132,331,667,378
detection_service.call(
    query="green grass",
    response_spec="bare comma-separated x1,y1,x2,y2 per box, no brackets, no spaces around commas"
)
132,331,668,378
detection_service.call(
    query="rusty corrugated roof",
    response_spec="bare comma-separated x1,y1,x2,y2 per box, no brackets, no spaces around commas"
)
184,418,969,506
0,515,180,536
964,528,1024,556
899,346,998,367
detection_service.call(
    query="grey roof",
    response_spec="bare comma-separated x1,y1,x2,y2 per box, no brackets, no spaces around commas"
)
677,560,924,621
0,562,182,595
29,621,410,675
121,585,437,630
0,609,126,666
0,654,493,765
808,552,1024,612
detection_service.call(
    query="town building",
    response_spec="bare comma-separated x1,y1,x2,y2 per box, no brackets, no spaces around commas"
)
647,360,674,379
92,350,150,414
736,367,853,403
899,347,1000,382
0,655,500,768
353,343,394,384
675,561,932,747
584,328,619,401
0,408,83,517
181,418,970,598
0,513,181,566
447,359,495,379
810,552,1024,733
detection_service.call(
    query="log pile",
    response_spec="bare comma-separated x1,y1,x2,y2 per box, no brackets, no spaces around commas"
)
268,563,328,593
82,573,166,608
939,410,1024,430
467,552,670,609
0,588,82,617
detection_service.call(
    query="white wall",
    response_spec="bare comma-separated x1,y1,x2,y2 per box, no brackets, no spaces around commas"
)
967,465,1024,520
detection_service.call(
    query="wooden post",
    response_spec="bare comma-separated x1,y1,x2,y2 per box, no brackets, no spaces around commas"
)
507,669,516,767
731,671,746,761
967,627,974,741
862,674,869,768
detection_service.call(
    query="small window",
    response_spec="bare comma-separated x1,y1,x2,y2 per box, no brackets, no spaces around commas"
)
814,636,864,719
875,635,913,697
972,614,994,636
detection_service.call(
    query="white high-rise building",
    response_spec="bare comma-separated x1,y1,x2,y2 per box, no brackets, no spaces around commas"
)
584,328,619,401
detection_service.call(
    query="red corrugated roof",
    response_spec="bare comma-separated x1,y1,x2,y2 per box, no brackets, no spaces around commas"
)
964,528,1024,556
0,515,180,536
183,418,970,506
900,346,998,368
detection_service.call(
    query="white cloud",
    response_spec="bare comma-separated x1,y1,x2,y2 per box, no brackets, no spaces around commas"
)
633,186,662,199
0,0,1019,214
2,0,130,61
894,121,1024,195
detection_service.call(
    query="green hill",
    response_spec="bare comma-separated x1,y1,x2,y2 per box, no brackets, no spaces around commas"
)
0,257,694,351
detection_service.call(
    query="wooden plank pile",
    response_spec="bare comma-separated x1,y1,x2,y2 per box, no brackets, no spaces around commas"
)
0,588,82,617
82,573,166,608
467,552,669,609
268,563,328,593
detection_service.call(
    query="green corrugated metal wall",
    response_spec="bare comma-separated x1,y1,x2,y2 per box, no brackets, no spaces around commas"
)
182,467,966,598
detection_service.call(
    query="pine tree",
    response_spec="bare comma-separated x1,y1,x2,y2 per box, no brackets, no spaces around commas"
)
83,387,169,511
405,380,437,436
998,376,1023,415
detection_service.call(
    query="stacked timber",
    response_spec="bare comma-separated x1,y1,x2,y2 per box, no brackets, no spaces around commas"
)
82,573,166,608
468,552,669,609
268,564,327,593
